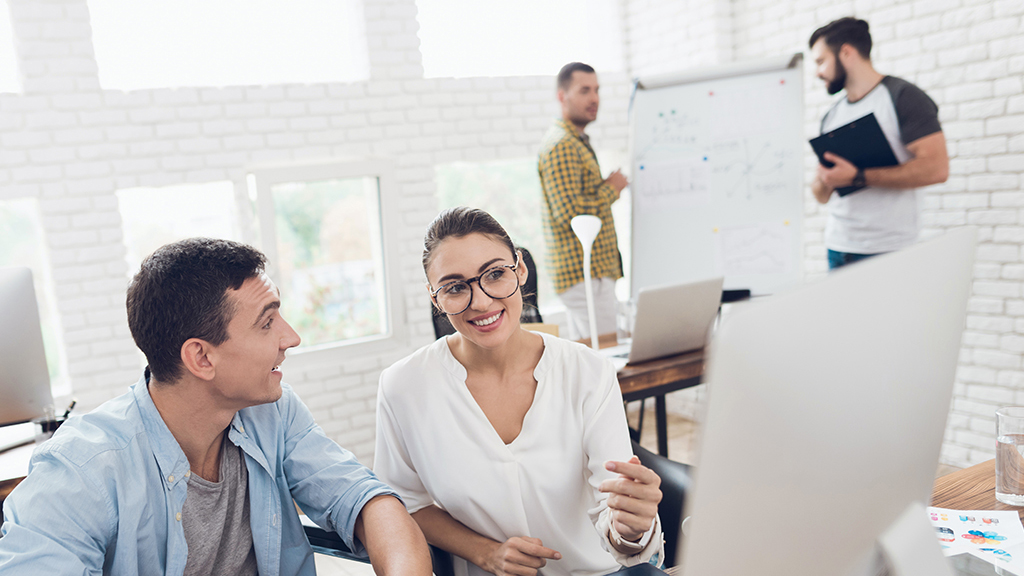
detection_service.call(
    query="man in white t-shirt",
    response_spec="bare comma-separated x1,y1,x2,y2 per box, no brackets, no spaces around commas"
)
809,17,949,269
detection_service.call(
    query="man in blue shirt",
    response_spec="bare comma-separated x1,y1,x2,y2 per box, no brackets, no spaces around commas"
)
0,238,432,575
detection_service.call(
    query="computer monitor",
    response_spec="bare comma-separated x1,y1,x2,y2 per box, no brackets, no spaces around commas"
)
0,267,54,427
679,228,977,576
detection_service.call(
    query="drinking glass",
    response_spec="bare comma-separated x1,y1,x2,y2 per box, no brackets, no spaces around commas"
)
996,407,1024,505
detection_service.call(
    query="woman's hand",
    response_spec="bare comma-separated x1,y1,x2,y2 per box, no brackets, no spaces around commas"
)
600,456,662,542
485,536,561,576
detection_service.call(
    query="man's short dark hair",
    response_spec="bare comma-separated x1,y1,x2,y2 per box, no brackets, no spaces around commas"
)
557,62,596,91
126,237,267,383
809,17,872,59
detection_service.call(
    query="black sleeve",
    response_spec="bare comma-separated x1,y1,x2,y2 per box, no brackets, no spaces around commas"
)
882,76,942,145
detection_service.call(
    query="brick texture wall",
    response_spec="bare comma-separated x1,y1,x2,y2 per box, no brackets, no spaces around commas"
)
0,0,632,464
625,0,1024,468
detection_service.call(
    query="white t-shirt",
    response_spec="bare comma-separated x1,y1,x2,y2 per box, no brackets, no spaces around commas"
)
821,76,942,254
374,332,663,576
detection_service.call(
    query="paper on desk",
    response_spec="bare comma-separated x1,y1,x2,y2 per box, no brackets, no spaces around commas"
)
928,507,1024,574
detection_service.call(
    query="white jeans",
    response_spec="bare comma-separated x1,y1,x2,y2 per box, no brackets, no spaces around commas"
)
559,278,618,340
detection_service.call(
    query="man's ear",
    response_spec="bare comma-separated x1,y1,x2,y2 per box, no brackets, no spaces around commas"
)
838,43,857,63
557,87,566,105
180,338,216,381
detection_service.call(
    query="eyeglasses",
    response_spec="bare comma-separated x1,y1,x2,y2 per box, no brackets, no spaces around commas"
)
429,254,521,316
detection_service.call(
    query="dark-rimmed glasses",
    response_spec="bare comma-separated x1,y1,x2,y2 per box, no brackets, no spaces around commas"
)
429,254,520,316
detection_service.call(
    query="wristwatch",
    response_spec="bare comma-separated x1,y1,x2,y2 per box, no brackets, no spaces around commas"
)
852,168,867,188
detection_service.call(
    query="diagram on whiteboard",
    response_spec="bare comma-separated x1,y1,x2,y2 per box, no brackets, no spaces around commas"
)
714,223,794,277
635,109,702,161
711,136,791,200
634,157,711,209
629,54,805,295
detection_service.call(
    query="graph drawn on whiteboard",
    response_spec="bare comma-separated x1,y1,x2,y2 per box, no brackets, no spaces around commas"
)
635,109,703,161
711,136,790,200
714,222,794,277
635,157,711,209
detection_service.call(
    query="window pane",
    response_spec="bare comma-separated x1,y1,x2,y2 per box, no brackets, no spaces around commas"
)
0,199,68,396
88,0,369,90
117,182,240,275
270,177,386,347
416,0,625,77
0,0,20,93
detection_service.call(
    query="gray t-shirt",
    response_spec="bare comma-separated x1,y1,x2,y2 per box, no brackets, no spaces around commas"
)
820,75,942,253
182,432,258,576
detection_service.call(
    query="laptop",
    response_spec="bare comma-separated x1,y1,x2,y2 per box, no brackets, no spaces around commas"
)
603,277,724,367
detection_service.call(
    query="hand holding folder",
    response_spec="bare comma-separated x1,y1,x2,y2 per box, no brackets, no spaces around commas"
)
809,112,899,197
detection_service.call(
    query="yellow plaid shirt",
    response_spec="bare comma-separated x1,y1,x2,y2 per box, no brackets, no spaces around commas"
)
538,119,623,294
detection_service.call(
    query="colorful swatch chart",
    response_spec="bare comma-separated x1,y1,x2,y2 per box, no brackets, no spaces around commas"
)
928,507,1024,574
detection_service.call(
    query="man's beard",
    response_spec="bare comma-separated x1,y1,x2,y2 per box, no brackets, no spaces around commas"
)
827,57,847,95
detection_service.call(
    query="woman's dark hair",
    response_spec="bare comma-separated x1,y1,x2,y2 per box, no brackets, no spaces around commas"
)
422,207,517,276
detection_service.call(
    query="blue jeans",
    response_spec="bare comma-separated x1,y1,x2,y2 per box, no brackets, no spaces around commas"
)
827,249,880,270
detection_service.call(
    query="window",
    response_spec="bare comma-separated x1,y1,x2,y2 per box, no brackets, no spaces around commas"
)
116,182,243,276
436,157,633,311
87,0,370,90
0,199,68,397
0,0,20,93
249,161,403,350
415,0,625,78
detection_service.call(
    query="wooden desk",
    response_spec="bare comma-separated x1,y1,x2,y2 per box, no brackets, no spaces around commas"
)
931,459,1024,521
617,349,705,458
930,459,1024,574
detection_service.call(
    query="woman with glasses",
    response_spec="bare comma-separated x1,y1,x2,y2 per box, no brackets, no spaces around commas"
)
374,207,664,576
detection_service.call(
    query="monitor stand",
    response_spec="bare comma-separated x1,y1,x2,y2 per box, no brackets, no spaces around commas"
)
878,501,955,576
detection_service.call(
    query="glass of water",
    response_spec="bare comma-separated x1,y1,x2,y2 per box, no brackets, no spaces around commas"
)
996,407,1024,505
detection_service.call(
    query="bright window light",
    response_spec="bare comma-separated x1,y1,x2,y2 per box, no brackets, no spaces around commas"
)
0,198,69,397
87,0,370,90
260,175,388,348
117,182,241,276
250,161,405,351
0,0,20,93
416,0,625,78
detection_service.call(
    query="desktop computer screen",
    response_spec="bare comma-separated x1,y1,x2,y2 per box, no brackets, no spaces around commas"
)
679,228,977,576
0,267,54,427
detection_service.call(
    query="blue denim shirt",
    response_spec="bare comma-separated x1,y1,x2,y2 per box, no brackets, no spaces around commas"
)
0,372,396,575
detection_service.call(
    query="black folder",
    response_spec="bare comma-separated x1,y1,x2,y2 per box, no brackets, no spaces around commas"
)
809,112,899,197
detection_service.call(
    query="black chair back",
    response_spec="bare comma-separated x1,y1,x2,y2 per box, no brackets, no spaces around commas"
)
631,440,692,568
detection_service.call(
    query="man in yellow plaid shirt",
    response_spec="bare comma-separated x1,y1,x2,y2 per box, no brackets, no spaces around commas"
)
538,62,628,340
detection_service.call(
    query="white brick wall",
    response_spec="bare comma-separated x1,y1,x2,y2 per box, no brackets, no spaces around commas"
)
625,0,1024,469
16,0,1016,472
1,0,632,465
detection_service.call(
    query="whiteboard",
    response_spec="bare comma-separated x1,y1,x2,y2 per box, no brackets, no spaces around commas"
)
629,54,804,296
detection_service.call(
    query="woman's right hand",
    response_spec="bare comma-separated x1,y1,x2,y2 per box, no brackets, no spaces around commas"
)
485,536,561,576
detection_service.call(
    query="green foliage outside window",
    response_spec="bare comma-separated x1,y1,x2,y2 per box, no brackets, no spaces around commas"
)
271,177,385,347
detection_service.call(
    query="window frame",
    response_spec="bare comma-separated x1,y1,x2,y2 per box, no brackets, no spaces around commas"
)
247,159,407,357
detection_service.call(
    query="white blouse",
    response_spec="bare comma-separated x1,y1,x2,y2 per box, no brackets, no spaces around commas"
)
374,332,663,576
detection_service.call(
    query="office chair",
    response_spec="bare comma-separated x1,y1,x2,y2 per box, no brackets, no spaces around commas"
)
631,440,692,569
431,246,543,339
